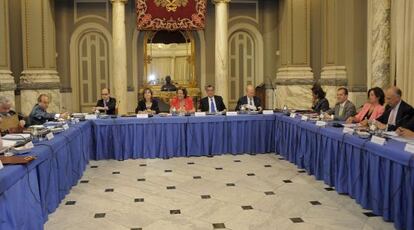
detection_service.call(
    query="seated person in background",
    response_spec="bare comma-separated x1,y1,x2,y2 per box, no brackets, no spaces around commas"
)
170,87,195,113
326,87,356,121
346,87,385,124
0,96,26,134
161,76,177,92
199,85,226,113
235,85,262,111
29,94,68,126
93,88,116,115
375,86,414,131
135,88,160,114
311,84,329,113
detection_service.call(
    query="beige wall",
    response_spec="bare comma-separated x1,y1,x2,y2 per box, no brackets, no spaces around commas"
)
1,0,373,112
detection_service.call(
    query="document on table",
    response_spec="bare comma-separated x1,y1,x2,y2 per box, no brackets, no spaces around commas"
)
2,134,31,141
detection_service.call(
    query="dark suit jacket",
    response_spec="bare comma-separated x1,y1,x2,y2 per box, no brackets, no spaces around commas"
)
376,100,414,131
28,104,56,126
402,115,414,132
235,96,262,111
135,99,160,114
312,98,330,113
199,96,226,112
96,97,116,115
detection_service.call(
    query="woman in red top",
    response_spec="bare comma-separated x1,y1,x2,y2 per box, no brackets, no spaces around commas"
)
169,87,195,113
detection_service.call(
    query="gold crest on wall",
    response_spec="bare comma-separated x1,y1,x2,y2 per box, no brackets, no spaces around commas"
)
154,0,189,12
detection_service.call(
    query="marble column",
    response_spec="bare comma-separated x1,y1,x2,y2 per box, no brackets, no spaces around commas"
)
368,0,391,89
111,0,128,114
276,0,314,109
320,0,347,106
263,0,278,109
20,0,61,114
0,0,16,103
213,0,230,106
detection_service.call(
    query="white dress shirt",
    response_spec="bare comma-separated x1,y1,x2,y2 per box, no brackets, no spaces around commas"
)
338,101,347,116
247,97,255,107
388,100,401,125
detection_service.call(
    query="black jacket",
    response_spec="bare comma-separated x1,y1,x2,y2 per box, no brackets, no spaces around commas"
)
402,115,414,132
376,100,414,131
199,96,226,112
312,98,330,113
235,96,262,111
96,97,117,115
28,104,56,125
135,99,160,114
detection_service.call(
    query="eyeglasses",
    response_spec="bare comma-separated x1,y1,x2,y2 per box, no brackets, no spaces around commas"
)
101,93,108,96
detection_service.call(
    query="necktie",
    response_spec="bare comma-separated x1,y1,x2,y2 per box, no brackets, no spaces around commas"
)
210,98,216,113
249,98,253,106
339,105,344,117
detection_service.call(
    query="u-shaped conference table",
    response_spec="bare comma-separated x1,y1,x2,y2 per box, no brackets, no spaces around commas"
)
0,113,413,230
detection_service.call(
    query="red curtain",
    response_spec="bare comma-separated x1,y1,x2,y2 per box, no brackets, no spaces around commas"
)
136,0,207,31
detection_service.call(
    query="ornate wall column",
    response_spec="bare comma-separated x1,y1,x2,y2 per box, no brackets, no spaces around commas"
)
367,0,391,89
263,0,278,109
275,0,314,109
0,0,16,103
20,0,61,114
320,0,347,106
111,0,128,114
213,0,230,106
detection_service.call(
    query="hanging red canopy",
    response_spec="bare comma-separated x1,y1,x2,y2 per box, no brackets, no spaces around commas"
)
136,0,207,31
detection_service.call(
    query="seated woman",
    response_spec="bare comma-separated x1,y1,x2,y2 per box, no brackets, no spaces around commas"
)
169,87,195,113
311,84,330,113
346,87,385,124
135,88,160,114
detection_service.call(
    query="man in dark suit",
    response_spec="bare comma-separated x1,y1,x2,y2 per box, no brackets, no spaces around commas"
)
94,88,117,115
235,85,262,111
199,85,226,112
28,94,68,125
376,87,414,131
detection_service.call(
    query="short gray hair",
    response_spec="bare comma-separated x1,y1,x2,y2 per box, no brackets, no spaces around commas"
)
0,96,11,106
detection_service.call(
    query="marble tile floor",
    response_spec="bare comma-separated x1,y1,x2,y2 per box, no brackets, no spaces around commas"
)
45,154,395,230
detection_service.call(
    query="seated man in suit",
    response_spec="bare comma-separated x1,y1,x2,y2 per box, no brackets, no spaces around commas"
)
0,96,26,134
235,85,262,111
93,88,116,115
28,94,68,126
326,87,356,121
376,87,414,131
199,85,226,113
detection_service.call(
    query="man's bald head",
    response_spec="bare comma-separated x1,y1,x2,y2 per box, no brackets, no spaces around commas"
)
0,96,12,113
385,86,402,108
246,85,255,98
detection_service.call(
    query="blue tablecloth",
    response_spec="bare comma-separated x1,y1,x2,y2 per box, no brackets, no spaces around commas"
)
274,113,414,230
91,117,188,160
186,115,275,156
1,114,414,230
91,115,275,160
0,121,92,230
